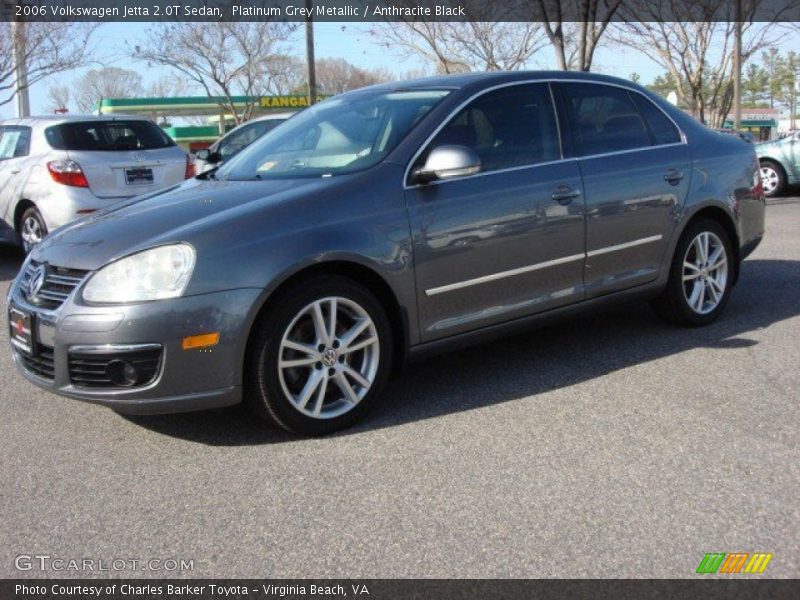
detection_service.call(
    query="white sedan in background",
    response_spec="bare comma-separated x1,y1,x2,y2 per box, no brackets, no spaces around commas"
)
193,113,293,173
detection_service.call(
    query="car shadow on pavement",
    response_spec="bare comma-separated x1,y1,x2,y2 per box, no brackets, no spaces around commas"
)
123,257,800,446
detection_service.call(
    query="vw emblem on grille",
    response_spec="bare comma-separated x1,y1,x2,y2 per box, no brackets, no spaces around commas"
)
131,152,145,163
28,265,46,299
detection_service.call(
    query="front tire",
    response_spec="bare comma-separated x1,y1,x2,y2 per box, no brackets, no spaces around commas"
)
18,206,47,254
652,219,735,326
245,276,393,435
760,160,786,198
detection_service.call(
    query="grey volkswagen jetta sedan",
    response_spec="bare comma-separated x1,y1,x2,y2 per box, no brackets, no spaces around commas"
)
7,72,765,435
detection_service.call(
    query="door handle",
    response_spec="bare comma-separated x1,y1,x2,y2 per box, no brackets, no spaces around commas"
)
664,169,684,185
551,185,581,205
9,169,20,175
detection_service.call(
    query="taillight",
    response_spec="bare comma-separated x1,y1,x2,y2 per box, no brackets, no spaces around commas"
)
47,159,89,188
185,155,196,179
753,168,765,201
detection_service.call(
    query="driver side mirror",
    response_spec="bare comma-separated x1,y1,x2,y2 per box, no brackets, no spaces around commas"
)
411,145,481,185
195,148,221,163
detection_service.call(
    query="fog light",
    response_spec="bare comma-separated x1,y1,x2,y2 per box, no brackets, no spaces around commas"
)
106,359,138,386
182,332,220,350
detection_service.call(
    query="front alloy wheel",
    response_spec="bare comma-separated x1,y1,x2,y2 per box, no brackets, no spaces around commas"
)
278,297,380,419
246,275,392,435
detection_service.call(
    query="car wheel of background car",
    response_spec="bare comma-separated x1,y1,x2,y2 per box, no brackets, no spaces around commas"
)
245,275,393,435
18,206,48,254
759,160,785,197
651,218,734,327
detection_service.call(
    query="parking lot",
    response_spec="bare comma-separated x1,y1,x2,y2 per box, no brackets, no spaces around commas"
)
0,198,798,579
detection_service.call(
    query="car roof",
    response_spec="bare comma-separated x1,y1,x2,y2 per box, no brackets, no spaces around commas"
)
249,112,294,122
365,70,645,93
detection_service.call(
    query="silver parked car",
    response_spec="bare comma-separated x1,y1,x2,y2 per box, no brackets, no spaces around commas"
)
193,113,293,173
0,116,192,252
7,72,765,435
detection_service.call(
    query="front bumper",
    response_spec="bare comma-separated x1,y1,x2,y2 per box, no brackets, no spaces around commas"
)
7,275,263,415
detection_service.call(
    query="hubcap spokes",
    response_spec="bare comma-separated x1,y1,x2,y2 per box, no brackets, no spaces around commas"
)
760,167,778,193
21,217,43,251
278,296,379,419
682,231,728,315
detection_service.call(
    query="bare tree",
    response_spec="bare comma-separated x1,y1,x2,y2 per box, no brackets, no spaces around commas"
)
613,1,793,127
535,0,623,71
315,58,393,95
45,83,71,113
371,4,547,74
73,67,144,113
0,22,97,107
133,22,298,125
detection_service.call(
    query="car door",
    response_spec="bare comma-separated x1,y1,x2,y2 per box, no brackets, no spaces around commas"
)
405,82,586,342
0,126,32,229
556,82,690,298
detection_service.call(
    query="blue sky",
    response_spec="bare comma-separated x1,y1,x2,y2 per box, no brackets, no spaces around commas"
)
3,22,798,119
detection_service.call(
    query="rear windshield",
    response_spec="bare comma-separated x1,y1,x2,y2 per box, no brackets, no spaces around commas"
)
45,120,175,151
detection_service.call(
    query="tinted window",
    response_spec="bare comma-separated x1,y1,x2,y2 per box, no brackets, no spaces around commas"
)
0,126,31,159
45,120,175,151
563,83,651,155
632,94,681,145
220,90,450,180
423,83,560,174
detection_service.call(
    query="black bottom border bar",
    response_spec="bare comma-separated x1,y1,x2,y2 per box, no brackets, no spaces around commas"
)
3,579,800,600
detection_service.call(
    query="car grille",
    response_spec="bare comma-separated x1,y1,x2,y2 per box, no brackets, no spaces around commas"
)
16,344,55,381
20,261,88,310
68,348,163,388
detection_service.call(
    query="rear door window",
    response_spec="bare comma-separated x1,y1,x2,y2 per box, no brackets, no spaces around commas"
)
561,83,651,156
0,126,31,159
45,120,175,151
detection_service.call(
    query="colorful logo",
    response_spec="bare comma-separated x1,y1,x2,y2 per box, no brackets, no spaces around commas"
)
696,552,773,574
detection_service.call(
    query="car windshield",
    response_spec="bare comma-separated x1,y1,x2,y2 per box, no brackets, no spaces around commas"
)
45,120,175,151
219,89,450,180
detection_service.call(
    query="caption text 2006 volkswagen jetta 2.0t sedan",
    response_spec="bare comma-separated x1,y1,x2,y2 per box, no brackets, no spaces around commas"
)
7,72,765,435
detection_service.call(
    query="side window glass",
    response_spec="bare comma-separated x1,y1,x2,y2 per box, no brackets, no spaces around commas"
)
422,83,561,174
632,94,681,145
0,127,24,160
563,83,651,156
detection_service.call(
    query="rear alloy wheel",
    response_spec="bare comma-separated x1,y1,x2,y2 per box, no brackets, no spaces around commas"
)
652,219,734,326
759,161,785,197
19,207,47,254
246,276,392,435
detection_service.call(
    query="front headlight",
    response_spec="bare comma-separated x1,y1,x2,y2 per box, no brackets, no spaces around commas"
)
83,244,196,304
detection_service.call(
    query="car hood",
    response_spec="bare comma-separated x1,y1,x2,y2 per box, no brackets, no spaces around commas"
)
32,177,337,271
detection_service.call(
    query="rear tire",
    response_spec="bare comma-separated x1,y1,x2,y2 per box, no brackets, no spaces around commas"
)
244,275,393,435
652,219,735,327
18,206,47,254
759,160,786,198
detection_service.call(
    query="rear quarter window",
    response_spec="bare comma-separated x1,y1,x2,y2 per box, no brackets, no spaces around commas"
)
45,120,175,151
631,94,682,145
0,126,31,159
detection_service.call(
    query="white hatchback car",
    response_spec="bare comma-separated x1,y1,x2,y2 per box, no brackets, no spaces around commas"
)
0,115,192,252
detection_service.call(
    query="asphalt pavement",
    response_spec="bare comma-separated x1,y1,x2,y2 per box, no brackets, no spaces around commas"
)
1,199,798,579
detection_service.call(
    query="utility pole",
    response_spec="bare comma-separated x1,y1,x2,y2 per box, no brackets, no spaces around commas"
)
12,16,31,117
305,0,317,105
733,0,742,131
